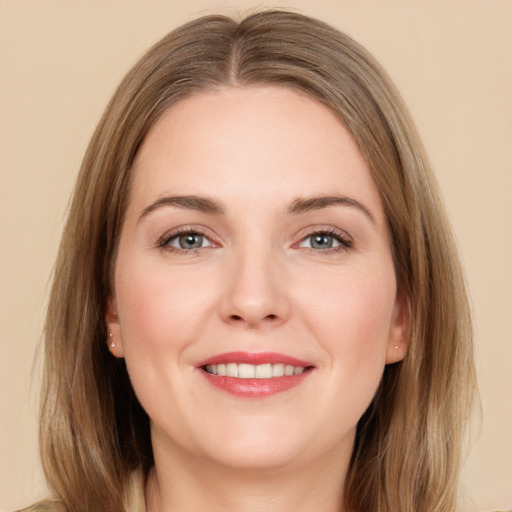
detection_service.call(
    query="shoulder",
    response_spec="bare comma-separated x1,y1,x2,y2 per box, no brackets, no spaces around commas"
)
15,501,63,512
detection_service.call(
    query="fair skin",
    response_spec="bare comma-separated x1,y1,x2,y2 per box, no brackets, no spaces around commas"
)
107,86,408,512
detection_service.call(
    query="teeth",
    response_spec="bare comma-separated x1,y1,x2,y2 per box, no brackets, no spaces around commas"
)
226,363,238,377
205,363,306,378
238,364,255,378
284,365,294,376
272,363,285,377
255,363,272,379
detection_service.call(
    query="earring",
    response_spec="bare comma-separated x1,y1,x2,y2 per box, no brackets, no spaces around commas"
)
109,331,116,348
394,345,399,350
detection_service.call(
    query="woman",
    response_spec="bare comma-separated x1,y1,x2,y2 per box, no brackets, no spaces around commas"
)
23,10,477,512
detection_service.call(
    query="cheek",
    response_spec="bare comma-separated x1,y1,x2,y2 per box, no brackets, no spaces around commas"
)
282,263,398,448
113,258,217,432
115,256,216,356
300,263,397,376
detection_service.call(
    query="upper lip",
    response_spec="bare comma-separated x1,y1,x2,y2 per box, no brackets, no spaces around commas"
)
196,351,313,368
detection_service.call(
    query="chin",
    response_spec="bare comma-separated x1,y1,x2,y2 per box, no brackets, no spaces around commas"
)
190,415,350,473
202,436,303,472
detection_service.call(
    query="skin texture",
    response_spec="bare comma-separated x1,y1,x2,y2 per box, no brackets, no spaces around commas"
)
107,86,409,512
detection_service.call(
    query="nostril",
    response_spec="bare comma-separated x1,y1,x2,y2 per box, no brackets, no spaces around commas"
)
229,313,278,322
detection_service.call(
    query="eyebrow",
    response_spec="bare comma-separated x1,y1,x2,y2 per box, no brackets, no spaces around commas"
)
287,195,374,222
138,194,374,222
138,195,225,221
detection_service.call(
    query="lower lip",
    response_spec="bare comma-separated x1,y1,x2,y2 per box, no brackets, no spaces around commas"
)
200,370,312,398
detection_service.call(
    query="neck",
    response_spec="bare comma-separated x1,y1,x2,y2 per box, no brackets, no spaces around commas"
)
145,437,351,512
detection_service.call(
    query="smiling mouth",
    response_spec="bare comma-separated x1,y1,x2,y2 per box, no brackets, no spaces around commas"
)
203,363,306,378
197,352,314,397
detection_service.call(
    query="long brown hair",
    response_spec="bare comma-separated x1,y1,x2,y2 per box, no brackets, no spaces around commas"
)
40,10,476,511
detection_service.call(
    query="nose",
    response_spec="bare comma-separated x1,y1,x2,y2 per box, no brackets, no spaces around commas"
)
219,247,291,329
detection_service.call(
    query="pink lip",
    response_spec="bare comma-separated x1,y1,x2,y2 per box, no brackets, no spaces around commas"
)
196,352,314,398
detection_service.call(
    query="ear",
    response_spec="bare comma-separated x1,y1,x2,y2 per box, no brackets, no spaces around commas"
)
106,295,124,358
386,291,410,364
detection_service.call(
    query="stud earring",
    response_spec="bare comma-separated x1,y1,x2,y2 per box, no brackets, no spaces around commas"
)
394,345,399,350
109,331,116,349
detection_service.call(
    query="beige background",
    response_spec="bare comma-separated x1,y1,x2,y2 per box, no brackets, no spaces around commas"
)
1,1,511,510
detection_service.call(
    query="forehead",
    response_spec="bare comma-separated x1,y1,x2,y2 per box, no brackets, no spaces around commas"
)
129,85,384,219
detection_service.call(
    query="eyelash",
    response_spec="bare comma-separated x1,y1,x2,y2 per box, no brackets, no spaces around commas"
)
157,226,354,255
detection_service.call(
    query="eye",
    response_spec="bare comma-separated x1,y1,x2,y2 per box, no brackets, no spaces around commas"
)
301,233,338,249
160,230,214,252
170,233,211,249
298,230,352,251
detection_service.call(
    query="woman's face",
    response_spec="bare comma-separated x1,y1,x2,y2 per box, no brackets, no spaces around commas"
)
108,86,408,473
